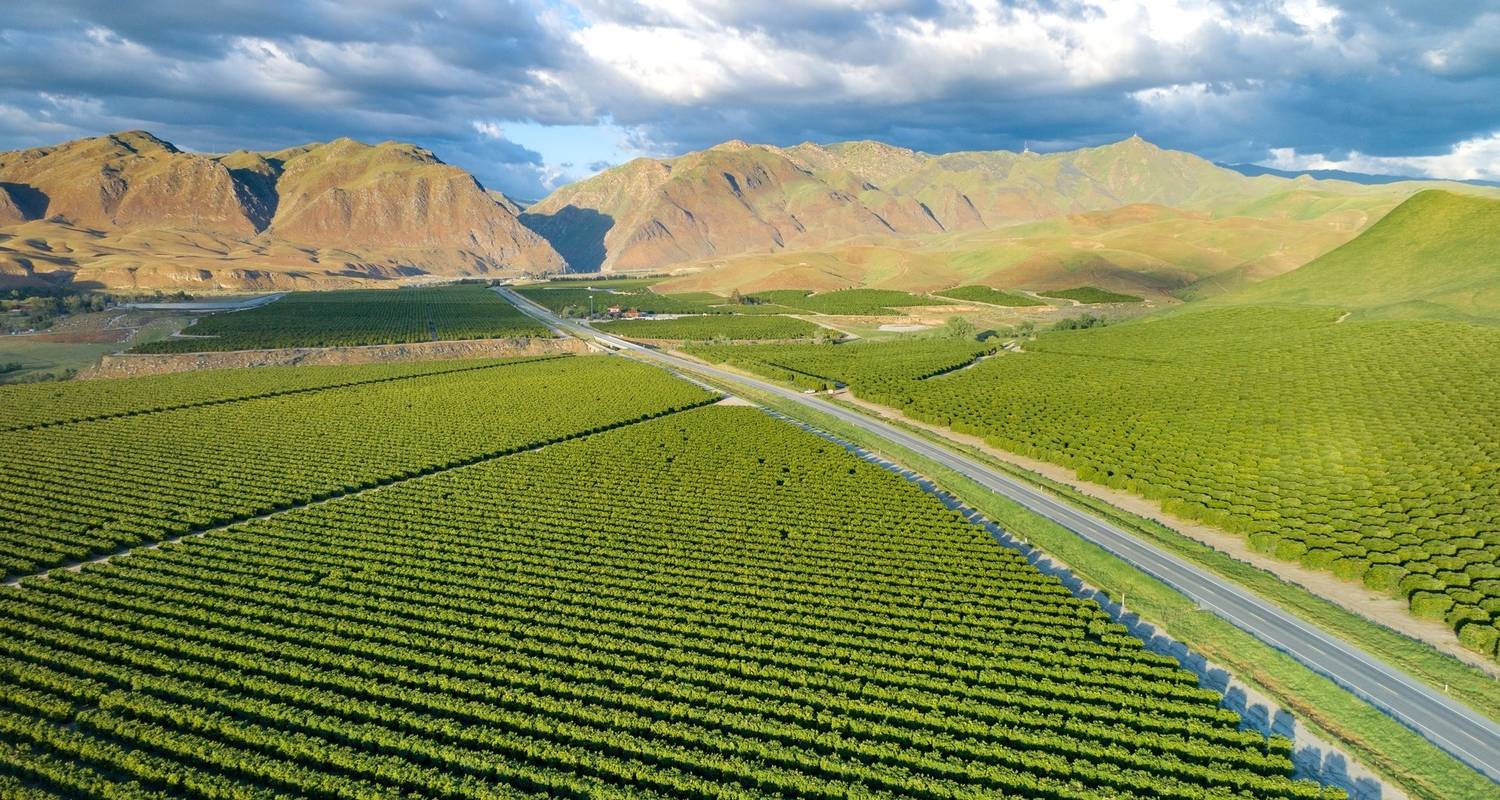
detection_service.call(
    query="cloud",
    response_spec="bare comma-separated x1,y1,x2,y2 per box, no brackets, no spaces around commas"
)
554,0,1500,176
0,2,573,196
0,1,1497,193
1262,132,1500,182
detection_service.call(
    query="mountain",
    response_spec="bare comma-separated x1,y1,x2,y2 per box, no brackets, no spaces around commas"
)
526,136,1263,272
521,139,942,272
0,131,563,291
523,135,1485,291
1212,190,1500,323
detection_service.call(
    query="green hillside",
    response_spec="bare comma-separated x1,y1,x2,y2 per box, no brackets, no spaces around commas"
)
1217,190,1500,323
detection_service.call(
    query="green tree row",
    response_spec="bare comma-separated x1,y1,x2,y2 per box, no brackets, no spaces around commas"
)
0,406,1336,798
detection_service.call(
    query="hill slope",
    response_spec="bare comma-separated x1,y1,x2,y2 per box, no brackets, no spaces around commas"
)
655,190,1408,300
1215,190,1500,322
526,136,1491,298
0,131,564,291
524,136,1280,273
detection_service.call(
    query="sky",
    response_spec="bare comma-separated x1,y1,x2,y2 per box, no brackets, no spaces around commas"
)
1,0,1497,199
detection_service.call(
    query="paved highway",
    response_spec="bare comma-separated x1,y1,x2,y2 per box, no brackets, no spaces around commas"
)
496,286,1500,785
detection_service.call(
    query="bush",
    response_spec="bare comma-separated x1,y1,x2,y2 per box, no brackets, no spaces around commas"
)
1444,604,1489,629
1273,540,1308,561
1248,532,1280,554
1409,592,1455,619
1458,622,1500,656
1398,573,1445,599
1362,564,1406,593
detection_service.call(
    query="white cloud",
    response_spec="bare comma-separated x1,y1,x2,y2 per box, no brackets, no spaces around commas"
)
1262,132,1500,181
3,0,1499,196
563,0,1357,108
472,120,505,139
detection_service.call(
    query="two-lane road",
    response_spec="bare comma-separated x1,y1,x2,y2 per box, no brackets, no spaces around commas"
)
495,286,1500,786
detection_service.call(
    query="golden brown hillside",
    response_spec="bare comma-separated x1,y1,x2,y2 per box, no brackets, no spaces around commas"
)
0,131,563,291
528,136,1497,298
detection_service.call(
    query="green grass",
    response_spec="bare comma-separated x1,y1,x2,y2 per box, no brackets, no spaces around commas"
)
1037,286,1144,304
593,314,824,341
0,338,121,383
692,306,1500,662
935,285,1049,307
132,286,547,353
1217,190,1500,323
0,315,190,383
720,381,1497,800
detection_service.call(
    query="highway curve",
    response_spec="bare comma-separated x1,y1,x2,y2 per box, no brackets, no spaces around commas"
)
495,286,1500,786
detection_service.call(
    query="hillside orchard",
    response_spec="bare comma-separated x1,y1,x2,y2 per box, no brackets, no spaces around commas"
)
936,286,1049,307
749,288,950,315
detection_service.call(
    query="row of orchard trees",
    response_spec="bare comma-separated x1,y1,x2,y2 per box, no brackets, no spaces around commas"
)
132,285,549,353
696,307,1500,659
0,357,716,578
0,406,1337,798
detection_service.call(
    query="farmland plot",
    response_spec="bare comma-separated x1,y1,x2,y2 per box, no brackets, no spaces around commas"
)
0,407,1334,799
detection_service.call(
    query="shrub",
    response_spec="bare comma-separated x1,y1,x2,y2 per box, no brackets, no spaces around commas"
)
1458,622,1500,656
1409,592,1456,619
1362,564,1406,593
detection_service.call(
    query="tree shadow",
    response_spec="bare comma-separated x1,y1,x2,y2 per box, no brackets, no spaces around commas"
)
520,205,613,272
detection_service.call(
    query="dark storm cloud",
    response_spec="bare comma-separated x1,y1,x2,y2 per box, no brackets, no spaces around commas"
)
1,1,1498,192
0,1,577,197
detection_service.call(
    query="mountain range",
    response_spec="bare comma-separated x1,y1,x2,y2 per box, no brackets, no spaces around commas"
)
2,130,1493,294
0,131,561,291
527,136,1494,299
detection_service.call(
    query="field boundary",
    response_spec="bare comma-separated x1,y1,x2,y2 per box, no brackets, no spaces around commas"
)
1,396,720,588
2,355,573,433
